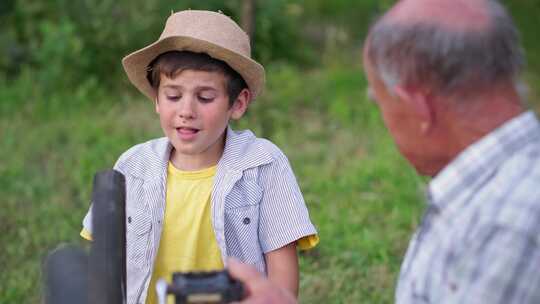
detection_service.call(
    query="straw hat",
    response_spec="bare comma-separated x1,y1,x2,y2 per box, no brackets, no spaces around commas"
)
122,10,265,101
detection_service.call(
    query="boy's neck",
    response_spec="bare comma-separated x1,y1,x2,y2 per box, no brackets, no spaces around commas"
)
168,135,226,171
169,151,222,171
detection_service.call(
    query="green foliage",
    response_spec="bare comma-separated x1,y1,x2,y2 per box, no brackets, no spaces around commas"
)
0,0,319,95
506,0,540,103
251,1,316,65
1,1,539,303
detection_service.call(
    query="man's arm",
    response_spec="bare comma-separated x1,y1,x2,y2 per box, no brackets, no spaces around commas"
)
228,258,297,304
264,242,299,297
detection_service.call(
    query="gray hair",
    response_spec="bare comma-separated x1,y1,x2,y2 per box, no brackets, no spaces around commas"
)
366,0,525,98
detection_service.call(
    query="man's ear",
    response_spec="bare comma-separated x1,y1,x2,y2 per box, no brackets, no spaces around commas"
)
394,85,435,134
230,88,251,120
154,96,160,114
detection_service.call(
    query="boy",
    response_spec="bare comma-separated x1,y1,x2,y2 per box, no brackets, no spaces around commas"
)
80,10,318,304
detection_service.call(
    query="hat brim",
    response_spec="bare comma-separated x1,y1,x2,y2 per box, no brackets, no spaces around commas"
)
122,36,265,101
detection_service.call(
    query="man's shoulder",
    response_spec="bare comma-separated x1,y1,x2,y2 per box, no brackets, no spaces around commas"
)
495,137,540,189
482,141,540,236
504,136,540,168
114,137,169,179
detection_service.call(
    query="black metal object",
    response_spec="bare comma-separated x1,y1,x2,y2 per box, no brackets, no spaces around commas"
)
88,169,127,304
44,245,88,304
45,170,243,304
157,270,244,304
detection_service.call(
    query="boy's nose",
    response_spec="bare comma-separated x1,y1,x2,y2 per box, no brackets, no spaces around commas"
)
178,98,196,119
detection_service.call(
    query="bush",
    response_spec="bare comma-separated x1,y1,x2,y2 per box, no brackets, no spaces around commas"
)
0,0,319,93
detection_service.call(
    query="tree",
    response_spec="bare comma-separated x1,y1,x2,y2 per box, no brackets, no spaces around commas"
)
241,0,255,40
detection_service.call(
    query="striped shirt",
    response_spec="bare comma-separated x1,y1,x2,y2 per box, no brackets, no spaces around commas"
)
82,127,318,304
396,111,540,304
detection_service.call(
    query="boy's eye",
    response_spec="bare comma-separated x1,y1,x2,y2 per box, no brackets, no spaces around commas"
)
166,95,180,101
198,95,215,103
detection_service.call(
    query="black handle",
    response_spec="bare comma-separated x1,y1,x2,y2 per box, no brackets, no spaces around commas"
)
89,169,127,304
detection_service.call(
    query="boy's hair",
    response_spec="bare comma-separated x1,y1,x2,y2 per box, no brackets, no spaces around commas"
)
147,51,248,106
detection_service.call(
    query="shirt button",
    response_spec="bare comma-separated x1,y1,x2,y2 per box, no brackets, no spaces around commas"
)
128,216,132,223
243,217,250,225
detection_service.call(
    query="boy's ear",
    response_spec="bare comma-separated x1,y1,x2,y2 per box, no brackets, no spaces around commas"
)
230,88,251,120
394,85,436,134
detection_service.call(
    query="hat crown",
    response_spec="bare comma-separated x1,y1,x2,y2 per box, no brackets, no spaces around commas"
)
122,9,265,101
160,10,251,58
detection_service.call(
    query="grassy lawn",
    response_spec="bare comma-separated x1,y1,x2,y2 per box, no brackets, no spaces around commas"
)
0,61,426,303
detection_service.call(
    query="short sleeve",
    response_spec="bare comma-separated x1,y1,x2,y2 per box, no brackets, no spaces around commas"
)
441,225,540,304
80,227,93,241
80,152,126,242
257,151,318,253
297,234,319,250
81,204,93,239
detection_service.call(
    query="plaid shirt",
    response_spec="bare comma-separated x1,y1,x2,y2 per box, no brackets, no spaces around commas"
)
396,111,540,304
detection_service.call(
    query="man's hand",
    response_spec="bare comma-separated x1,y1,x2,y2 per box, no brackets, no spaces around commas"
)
228,258,297,304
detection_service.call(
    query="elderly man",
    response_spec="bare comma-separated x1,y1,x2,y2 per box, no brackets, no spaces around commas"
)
228,0,540,303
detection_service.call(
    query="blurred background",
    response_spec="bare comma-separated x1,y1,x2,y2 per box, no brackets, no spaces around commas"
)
1,0,539,302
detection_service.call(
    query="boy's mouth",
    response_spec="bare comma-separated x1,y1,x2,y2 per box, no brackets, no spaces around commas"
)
177,127,199,134
176,127,200,140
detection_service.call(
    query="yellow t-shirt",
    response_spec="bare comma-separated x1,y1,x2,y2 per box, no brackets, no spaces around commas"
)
80,162,319,303
146,163,223,304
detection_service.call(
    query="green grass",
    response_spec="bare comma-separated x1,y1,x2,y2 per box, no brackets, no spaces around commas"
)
0,61,425,303
0,90,161,302
258,67,424,303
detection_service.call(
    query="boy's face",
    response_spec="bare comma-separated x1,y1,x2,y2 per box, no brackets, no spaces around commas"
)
155,70,249,170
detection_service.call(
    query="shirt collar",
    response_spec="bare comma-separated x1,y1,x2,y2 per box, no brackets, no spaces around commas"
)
428,111,540,209
217,126,274,172
153,126,274,173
